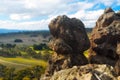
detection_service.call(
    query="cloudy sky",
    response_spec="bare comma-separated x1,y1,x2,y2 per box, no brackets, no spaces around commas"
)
0,0,120,30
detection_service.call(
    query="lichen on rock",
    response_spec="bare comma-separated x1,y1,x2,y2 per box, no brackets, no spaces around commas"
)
49,64,118,80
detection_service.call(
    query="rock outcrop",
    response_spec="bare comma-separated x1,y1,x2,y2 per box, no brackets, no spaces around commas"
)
89,7,120,75
48,64,118,80
45,15,90,76
41,8,120,80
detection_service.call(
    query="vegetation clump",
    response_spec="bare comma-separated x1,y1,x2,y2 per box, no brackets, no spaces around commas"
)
0,64,45,80
14,39,23,43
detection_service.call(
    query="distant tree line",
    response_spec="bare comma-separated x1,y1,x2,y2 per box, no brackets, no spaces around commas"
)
0,44,16,48
0,30,50,38
85,28,92,33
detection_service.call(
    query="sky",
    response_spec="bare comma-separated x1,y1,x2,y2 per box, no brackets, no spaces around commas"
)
0,0,120,30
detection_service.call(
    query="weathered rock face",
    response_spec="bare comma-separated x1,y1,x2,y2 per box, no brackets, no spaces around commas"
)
45,15,90,76
42,64,118,80
89,7,120,75
49,15,90,53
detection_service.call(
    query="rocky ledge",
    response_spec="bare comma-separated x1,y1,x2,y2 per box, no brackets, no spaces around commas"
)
42,64,119,80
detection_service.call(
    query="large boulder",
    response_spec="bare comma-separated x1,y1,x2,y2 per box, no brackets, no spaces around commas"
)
49,15,90,53
45,15,90,76
89,7,120,75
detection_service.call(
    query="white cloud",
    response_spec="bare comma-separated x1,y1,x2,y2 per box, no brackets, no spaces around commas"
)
0,19,49,30
100,0,114,6
83,10,104,28
69,9,104,28
0,0,95,19
24,0,62,9
93,0,115,6
3,9,104,31
10,14,31,21
10,14,20,20
0,0,118,30
117,0,120,5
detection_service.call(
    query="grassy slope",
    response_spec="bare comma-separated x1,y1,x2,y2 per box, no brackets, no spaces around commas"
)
0,57,47,71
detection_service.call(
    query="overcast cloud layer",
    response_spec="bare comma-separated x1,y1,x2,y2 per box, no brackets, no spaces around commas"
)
0,0,120,30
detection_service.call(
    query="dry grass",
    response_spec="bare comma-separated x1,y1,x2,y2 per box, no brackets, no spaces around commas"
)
0,57,47,71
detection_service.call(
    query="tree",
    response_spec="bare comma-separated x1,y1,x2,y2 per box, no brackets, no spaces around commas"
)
14,39,23,43
0,64,6,78
14,68,32,80
33,43,50,50
31,65,45,80
4,68,15,80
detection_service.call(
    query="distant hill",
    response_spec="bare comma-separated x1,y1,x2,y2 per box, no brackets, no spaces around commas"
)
85,28,92,33
0,30,51,45
0,29,24,34
0,28,92,34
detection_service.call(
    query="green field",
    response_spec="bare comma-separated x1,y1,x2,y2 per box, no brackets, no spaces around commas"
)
0,57,47,71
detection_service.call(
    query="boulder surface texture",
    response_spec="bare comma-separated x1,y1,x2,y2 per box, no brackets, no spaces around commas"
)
43,64,118,80
89,7,120,75
45,15,90,76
